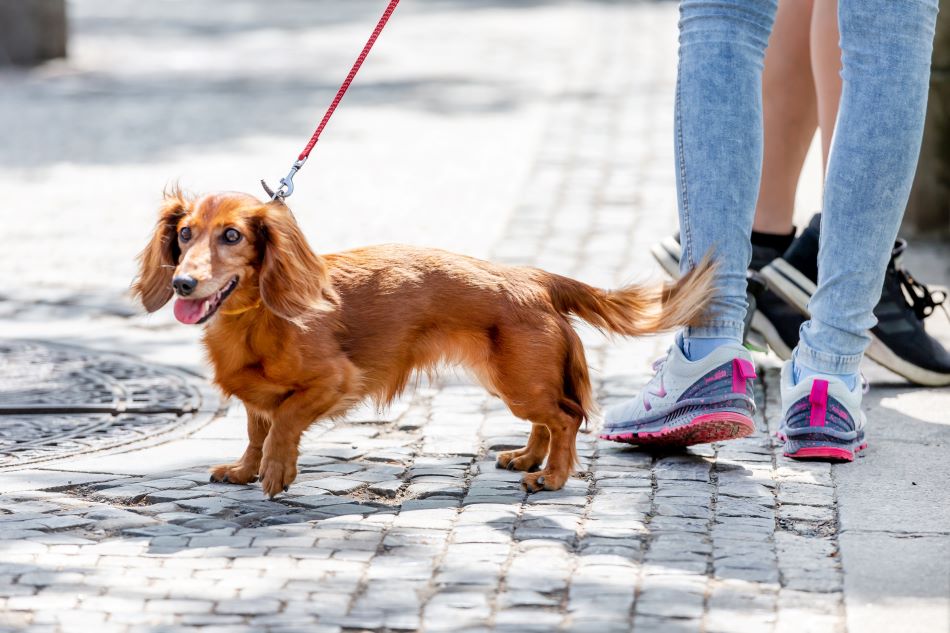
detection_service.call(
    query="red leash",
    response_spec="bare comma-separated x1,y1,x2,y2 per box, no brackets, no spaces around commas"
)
263,0,401,201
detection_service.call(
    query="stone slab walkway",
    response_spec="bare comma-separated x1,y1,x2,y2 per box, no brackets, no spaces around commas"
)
1,1,948,632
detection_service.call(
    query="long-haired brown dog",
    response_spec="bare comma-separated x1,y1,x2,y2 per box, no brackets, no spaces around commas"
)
134,191,714,497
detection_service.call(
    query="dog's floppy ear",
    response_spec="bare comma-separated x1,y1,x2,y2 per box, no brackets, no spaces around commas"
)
133,189,187,312
257,203,338,327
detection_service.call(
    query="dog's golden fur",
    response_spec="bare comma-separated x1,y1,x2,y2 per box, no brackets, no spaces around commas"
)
134,190,715,497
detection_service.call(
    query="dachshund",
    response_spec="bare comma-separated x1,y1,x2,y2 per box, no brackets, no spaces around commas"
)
133,190,715,498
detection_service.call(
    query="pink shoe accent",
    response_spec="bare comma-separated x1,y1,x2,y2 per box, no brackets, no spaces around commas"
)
598,412,755,447
732,358,757,394
784,445,854,462
808,379,829,427
643,380,667,412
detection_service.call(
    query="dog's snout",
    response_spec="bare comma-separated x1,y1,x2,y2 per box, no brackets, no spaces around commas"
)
172,275,198,297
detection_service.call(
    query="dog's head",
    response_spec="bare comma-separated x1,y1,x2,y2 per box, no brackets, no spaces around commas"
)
133,189,335,327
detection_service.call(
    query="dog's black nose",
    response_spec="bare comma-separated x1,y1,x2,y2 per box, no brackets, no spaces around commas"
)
172,275,198,297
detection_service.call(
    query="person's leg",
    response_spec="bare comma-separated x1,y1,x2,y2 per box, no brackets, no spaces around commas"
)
810,0,842,170
769,0,839,284
765,0,950,388
778,0,938,461
677,0,779,359
600,0,776,446
798,0,938,379
740,0,819,359
754,0,818,236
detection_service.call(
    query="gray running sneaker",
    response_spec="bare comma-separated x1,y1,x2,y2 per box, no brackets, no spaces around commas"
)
600,342,757,447
778,362,867,462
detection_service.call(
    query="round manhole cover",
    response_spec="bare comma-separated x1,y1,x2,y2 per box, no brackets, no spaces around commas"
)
0,340,221,469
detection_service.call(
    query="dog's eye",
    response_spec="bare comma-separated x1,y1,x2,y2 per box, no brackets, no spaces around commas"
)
222,228,242,244
179,227,191,242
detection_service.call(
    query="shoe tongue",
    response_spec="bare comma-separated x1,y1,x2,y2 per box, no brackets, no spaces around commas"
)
174,298,207,324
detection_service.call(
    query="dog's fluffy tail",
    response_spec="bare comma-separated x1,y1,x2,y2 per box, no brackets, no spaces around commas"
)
546,257,716,336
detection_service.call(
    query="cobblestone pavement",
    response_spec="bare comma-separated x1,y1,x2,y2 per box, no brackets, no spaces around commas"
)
1,1,949,632
0,375,849,633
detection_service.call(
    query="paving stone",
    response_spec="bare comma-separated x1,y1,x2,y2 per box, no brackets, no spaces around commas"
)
309,477,364,495
175,497,239,514
139,478,199,490
90,486,153,502
406,482,465,499
636,587,706,619
82,508,158,531
716,498,774,519
308,446,366,461
179,614,247,626
316,504,377,517
144,489,208,503
497,590,560,608
493,609,564,632
357,479,397,500
565,618,634,633
777,482,834,506
654,502,713,521
779,504,834,522
115,523,195,537
309,463,365,475
182,517,242,531
214,598,282,615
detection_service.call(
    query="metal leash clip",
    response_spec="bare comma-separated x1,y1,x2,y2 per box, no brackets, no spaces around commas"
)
261,158,307,201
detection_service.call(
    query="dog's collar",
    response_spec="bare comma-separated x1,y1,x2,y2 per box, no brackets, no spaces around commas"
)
220,300,262,317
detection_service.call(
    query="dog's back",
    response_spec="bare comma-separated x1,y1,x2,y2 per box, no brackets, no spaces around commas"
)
321,243,714,419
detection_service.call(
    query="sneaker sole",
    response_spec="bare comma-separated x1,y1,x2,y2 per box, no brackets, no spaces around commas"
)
866,337,950,387
758,259,814,317
777,428,868,462
652,238,792,360
783,441,868,462
600,411,755,447
761,259,950,387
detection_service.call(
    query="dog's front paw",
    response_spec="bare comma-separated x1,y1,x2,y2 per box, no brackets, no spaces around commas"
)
259,456,298,499
521,469,568,493
496,450,543,473
209,462,258,485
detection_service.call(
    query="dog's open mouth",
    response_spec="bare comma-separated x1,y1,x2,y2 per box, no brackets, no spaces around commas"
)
173,277,239,325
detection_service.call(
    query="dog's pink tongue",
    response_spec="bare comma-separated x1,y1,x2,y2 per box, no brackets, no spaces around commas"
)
173,298,207,325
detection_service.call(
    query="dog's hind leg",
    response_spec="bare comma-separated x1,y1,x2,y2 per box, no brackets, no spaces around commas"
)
483,320,586,491
519,412,581,492
210,407,270,485
496,423,549,472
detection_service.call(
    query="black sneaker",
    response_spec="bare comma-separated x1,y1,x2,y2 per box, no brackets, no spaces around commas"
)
761,215,950,387
747,244,806,360
651,236,803,359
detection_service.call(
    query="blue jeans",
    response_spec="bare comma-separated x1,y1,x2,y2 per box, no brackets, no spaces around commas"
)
676,0,938,375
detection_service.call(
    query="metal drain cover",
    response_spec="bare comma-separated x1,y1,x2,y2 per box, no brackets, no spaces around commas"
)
0,340,220,468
